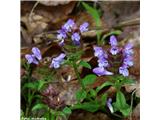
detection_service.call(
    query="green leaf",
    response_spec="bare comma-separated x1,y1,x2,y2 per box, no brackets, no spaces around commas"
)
72,101,100,112
89,89,97,98
121,78,135,85
63,107,72,114
82,74,97,86
32,103,47,111
79,60,91,69
37,80,46,91
120,107,131,117
114,91,131,117
22,82,38,90
82,2,101,26
101,94,108,106
96,81,113,93
76,89,87,102
116,91,126,108
56,112,67,120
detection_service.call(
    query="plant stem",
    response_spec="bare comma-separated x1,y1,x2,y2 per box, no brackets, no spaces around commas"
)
49,108,51,120
72,61,85,90
97,31,102,45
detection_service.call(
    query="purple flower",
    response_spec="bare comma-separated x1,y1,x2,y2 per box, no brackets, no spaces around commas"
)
110,46,119,55
32,47,42,61
107,98,114,113
58,39,65,46
93,46,112,76
123,56,134,67
123,43,134,55
71,32,80,45
57,29,67,40
93,67,113,76
109,35,118,46
98,57,109,67
79,22,89,33
119,66,129,76
25,54,39,65
25,47,42,65
50,53,66,69
63,19,75,32
125,43,133,50
93,46,107,58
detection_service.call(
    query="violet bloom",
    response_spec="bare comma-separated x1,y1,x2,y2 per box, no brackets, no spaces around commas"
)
107,98,114,113
110,46,119,55
25,54,39,65
25,47,42,65
71,32,80,45
93,67,113,76
119,65,129,77
58,39,65,46
109,35,118,46
123,56,134,67
123,43,134,55
79,22,89,33
57,28,67,40
93,46,107,58
63,19,75,32
50,53,66,69
32,47,42,61
98,57,109,67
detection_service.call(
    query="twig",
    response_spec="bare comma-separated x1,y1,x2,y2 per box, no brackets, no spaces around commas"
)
115,18,140,28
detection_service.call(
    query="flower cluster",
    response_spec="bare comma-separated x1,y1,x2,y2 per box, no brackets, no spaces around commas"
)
119,43,134,76
25,47,42,65
93,35,134,77
57,19,89,46
93,46,113,76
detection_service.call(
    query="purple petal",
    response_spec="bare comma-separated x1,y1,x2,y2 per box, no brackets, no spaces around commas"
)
110,46,119,55
123,43,134,56
71,32,80,45
32,47,42,61
55,53,66,62
57,29,67,40
125,43,133,50
123,56,134,67
25,54,39,65
50,53,66,69
109,35,118,46
98,57,109,67
50,61,60,69
93,46,106,58
106,98,114,113
31,55,39,65
123,49,134,56
79,22,89,33
93,67,113,76
58,39,65,46
119,66,129,76
63,19,75,32
25,54,33,64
